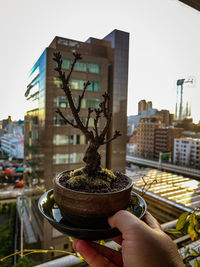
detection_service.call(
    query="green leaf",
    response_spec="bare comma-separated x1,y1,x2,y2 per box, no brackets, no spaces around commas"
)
191,248,199,256
188,224,198,241
176,212,189,231
182,221,189,235
165,229,181,234
188,213,199,241
100,240,106,246
194,260,200,267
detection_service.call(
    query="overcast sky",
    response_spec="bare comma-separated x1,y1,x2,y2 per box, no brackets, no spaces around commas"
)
0,0,199,122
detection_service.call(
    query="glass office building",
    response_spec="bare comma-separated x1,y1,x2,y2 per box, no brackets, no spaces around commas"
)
24,29,129,255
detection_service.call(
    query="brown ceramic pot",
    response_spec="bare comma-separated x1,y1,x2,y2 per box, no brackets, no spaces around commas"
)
54,170,133,228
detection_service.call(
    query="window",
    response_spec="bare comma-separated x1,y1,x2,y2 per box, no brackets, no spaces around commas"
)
53,154,69,164
53,134,86,145
54,115,74,126
62,59,70,69
87,81,100,92
74,61,87,72
88,63,101,73
32,130,38,140
53,135,69,145
70,79,100,91
71,79,86,90
28,66,39,85
86,99,100,109
53,77,62,88
54,115,65,126
69,153,84,163
54,58,70,70
55,96,69,108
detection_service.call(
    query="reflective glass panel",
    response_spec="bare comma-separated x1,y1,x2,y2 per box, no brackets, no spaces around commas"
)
88,63,101,73
74,61,87,72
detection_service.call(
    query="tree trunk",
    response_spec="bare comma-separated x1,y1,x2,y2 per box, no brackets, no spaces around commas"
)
83,146,101,176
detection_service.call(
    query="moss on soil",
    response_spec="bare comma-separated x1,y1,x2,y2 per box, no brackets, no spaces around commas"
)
67,167,117,190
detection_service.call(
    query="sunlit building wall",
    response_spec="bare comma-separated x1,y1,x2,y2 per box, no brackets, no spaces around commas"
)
136,117,162,158
174,138,200,168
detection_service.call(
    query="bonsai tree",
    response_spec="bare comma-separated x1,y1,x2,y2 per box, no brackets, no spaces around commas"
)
53,51,121,191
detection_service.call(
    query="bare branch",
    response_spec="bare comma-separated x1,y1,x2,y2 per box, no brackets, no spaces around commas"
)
100,93,111,119
93,108,102,137
85,108,93,129
141,175,157,196
102,130,121,145
66,52,82,84
97,93,112,141
53,52,94,141
56,108,78,128
77,81,90,113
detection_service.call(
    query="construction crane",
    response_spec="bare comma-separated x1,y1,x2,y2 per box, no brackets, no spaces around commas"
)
175,78,194,120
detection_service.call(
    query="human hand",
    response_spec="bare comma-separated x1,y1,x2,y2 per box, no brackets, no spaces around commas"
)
73,210,184,267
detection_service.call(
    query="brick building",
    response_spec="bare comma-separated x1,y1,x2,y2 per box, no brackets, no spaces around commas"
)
136,117,161,158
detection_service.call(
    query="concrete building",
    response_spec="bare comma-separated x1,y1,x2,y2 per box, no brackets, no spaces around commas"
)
128,100,173,131
138,99,152,114
154,127,184,159
127,131,137,156
136,117,161,158
174,138,200,169
24,29,129,257
0,134,24,159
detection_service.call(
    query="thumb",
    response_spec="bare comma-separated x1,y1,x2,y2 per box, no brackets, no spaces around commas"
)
108,210,143,234
108,210,161,236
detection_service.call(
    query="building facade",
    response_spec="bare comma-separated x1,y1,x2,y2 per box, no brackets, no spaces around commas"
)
174,138,200,169
0,134,24,159
154,127,184,159
136,117,161,158
127,131,137,156
24,29,129,254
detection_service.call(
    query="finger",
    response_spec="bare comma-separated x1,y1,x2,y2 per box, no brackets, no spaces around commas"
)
142,211,161,230
89,241,123,266
73,239,118,267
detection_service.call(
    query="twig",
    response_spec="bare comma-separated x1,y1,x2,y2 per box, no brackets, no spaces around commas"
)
56,108,78,128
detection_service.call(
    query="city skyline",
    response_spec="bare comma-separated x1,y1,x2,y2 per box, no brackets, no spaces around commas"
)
0,0,200,122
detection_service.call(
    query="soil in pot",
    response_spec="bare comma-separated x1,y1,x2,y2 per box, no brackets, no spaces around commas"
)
59,169,130,193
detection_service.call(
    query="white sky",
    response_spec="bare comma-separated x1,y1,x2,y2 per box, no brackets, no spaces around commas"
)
0,0,200,122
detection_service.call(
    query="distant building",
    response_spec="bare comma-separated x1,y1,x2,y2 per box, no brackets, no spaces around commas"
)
0,134,24,159
127,123,135,136
174,138,200,169
154,127,184,159
136,117,162,158
0,122,24,159
184,131,200,139
174,118,194,131
138,99,152,114
138,99,147,114
127,131,137,155
128,100,173,131
128,108,159,130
